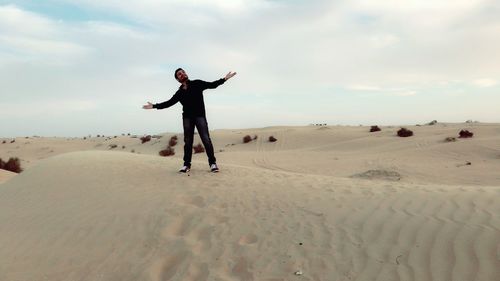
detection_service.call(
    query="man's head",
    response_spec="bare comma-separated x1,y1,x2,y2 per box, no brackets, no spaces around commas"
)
174,68,188,83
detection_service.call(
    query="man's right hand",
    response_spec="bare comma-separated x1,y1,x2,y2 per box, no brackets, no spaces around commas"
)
142,102,154,109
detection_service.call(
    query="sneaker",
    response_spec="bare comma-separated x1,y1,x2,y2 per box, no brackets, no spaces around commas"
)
179,165,190,173
210,163,219,173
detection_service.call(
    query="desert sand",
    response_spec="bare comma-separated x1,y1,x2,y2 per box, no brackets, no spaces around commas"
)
0,122,499,280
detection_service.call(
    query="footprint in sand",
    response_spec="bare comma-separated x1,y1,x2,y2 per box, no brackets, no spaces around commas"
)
178,195,206,208
238,234,258,245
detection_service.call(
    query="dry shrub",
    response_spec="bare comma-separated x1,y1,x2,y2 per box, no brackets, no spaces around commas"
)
2,140,6,144
427,120,437,125
193,143,205,153
122,145,126,149
243,135,252,143
458,130,473,138
10,139,15,143
109,144,117,149
169,136,178,147
444,137,457,142
397,128,413,137
370,125,381,132
140,135,152,144
253,135,258,140
159,146,175,156
269,136,277,142
0,157,23,173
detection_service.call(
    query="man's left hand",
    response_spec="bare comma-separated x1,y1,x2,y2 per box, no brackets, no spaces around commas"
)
224,71,237,81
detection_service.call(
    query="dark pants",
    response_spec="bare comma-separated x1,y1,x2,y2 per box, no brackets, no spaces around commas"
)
182,116,216,167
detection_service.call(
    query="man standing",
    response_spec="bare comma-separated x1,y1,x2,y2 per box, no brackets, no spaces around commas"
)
143,68,237,173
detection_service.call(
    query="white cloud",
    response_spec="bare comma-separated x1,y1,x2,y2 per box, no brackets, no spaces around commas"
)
472,78,497,88
0,100,98,118
1,1,499,136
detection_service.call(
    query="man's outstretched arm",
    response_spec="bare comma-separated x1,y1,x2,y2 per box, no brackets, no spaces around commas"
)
142,92,181,110
200,71,237,90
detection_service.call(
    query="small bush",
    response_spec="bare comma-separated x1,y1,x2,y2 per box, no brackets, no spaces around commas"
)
427,120,437,125
131,149,135,153
370,125,381,132
10,139,15,143
97,135,101,137
0,157,23,173
243,135,252,143
253,135,258,140
193,143,205,153
109,144,117,149
444,137,457,142
159,146,175,156
2,140,6,144
169,136,178,147
140,135,152,144
269,136,277,142
397,128,413,137
458,130,473,138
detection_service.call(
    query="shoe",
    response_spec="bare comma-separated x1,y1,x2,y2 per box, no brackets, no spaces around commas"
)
210,164,219,173
179,165,190,173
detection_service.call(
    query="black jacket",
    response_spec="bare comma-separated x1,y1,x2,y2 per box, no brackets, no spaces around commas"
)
153,79,225,117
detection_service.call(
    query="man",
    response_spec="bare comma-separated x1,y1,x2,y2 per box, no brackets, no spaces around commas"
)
143,68,237,173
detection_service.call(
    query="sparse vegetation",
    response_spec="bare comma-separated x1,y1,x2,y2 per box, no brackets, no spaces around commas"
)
458,130,473,138
2,140,5,144
370,125,381,132
122,145,126,149
253,135,258,140
140,135,152,144
0,157,23,173
159,146,175,156
193,143,205,153
10,139,15,143
269,136,277,142
444,137,457,142
109,144,118,149
169,135,178,147
243,135,252,143
427,120,437,125
397,128,413,137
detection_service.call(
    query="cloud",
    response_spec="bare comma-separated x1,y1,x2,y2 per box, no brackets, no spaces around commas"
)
1,1,499,136
0,5,92,62
472,78,497,87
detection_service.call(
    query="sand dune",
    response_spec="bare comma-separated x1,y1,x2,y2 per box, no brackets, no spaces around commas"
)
0,169,16,184
0,123,499,280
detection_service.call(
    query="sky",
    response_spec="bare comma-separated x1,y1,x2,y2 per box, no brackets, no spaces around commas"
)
1,0,499,137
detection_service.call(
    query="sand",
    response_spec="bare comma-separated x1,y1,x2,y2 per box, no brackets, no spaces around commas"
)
0,123,499,280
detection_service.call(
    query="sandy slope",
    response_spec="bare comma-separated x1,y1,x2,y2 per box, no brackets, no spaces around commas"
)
0,169,16,183
0,123,499,280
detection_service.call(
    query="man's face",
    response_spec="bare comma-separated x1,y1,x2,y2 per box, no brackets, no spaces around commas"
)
176,69,188,83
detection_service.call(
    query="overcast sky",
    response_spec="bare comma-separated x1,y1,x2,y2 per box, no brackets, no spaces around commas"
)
1,0,499,137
